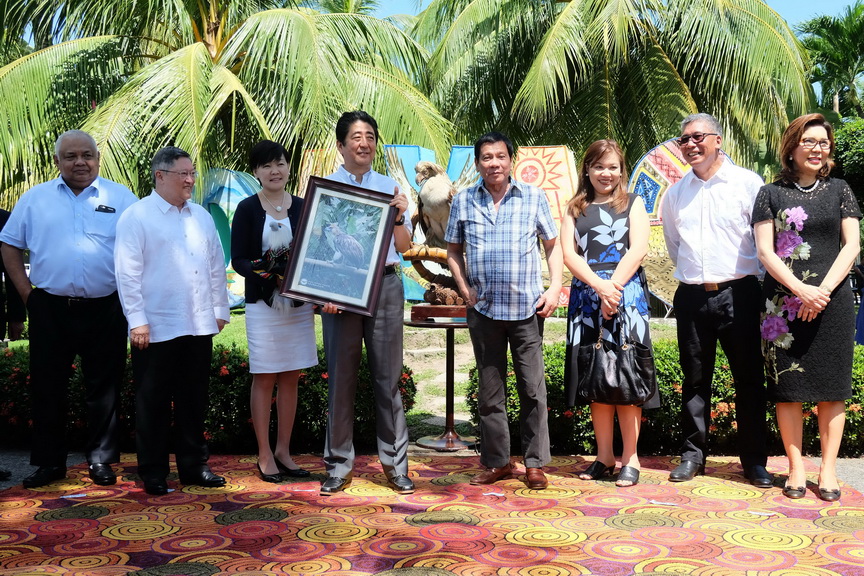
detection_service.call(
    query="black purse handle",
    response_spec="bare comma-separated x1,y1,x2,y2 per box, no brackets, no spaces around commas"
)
594,302,630,349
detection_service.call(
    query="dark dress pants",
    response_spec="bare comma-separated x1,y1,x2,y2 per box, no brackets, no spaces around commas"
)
467,308,551,469
131,335,213,482
673,276,768,469
27,289,127,466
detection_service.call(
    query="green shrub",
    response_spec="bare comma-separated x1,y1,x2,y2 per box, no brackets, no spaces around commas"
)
834,117,864,207
465,339,864,457
0,344,417,455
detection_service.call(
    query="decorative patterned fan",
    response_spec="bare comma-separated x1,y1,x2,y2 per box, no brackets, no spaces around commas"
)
627,139,691,308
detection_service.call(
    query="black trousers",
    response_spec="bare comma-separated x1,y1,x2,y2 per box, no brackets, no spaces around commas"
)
131,335,213,482
27,289,128,466
673,276,768,469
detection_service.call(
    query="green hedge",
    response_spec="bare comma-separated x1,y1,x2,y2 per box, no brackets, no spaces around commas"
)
0,344,417,454
465,340,864,457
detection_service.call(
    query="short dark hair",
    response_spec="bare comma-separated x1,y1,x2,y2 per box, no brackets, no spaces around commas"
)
474,132,514,160
152,146,190,173
249,140,288,171
335,111,379,144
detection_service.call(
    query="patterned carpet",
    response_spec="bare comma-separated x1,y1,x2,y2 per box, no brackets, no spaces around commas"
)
1,454,863,575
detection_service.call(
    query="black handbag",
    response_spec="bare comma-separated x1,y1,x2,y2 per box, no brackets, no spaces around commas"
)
577,312,656,405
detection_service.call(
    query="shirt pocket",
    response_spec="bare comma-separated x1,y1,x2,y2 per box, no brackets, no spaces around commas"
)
91,211,119,238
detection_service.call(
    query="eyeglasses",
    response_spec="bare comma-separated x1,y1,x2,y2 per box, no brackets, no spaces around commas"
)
799,138,831,151
676,132,718,146
161,169,198,179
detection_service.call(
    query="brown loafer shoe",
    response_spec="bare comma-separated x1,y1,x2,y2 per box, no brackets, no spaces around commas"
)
525,467,548,490
470,462,513,485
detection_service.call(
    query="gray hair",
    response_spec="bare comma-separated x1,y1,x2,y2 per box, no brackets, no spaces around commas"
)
54,130,98,156
680,113,723,137
151,146,190,172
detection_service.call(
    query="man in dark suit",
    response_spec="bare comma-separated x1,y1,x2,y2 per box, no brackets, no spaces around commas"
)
0,208,24,482
0,209,25,342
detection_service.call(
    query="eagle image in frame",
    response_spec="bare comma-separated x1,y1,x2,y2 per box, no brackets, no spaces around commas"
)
281,176,397,316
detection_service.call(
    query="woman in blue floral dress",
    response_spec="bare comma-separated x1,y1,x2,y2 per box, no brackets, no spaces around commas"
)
562,139,658,487
753,114,861,501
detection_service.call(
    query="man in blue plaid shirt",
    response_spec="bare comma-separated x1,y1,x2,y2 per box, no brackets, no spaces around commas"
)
446,132,562,490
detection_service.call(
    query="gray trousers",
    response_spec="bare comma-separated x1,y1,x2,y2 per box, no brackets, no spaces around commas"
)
467,308,550,469
322,273,409,479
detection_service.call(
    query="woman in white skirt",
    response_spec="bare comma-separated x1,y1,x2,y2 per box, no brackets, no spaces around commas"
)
231,141,317,482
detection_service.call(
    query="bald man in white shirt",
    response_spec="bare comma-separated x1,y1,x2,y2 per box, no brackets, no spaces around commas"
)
662,113,771,488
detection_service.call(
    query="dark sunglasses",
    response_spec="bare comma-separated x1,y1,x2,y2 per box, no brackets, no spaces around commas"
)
676,132,718,146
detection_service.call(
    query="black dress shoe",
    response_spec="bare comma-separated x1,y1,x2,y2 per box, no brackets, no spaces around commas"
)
89,463,117,486
819,487,841,502
783,484,806,499
0,468,11,481
275,458,310,478
744,465,773,488
143,479,169,495
669,460,704,482
257,463,283,484
179,470,226,487
388,475,415,494
23,466,66,488
320,475,351,495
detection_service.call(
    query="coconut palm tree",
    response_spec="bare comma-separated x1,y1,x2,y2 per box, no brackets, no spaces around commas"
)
303,0,380,14
798,2,864,118
0,0,452,205
414,0,812,171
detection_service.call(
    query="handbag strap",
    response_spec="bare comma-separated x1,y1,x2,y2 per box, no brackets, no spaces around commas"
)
595,302,629,347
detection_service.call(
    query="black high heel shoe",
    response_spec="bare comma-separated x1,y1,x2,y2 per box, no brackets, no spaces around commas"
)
257,463,283,483
275,457,310,478
579,461,615,480
616,466,640,487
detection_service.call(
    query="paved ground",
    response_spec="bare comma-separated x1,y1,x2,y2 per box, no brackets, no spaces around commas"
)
2,449,862,494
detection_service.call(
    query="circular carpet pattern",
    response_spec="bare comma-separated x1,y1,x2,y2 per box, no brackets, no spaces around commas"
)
0,454,862,575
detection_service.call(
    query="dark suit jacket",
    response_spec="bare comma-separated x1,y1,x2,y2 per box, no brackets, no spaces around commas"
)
230,194,304,304
0,209,26,338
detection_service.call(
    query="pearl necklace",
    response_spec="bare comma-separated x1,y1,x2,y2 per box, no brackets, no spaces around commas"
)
793,180,818,192
261,191,286,212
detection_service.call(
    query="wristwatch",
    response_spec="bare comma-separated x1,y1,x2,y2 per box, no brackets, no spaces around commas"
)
394,215,405,226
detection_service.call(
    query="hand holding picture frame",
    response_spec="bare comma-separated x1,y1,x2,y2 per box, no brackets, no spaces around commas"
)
280,176,397,316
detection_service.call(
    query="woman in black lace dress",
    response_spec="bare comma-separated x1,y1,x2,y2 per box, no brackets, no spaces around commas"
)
753,114,861,501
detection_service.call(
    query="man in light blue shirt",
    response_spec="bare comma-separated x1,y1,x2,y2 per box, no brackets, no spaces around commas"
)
446,131,562,490
0,130,137,489
318,111,414,496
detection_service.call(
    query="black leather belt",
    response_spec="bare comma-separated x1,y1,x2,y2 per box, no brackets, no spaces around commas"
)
384,265,397,276
686,277,752,292
38,288,118,305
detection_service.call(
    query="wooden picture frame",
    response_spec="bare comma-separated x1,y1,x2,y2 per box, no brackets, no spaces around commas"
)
280,176,397,316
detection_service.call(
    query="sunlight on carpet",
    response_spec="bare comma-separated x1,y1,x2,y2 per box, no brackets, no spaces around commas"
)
1,455,863,575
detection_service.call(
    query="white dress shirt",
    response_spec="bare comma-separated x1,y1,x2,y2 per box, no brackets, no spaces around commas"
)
0,176,137,297
661,159,764,284
114,192,229,343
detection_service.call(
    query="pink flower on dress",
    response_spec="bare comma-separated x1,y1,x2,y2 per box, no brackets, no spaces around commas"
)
760,315,789,341
784,206,808,231
775,230,803,259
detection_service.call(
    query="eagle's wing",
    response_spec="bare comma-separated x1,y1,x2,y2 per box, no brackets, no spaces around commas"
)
451,156,479,193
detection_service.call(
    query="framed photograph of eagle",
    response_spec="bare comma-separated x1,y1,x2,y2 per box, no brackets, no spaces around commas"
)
280,176,397,316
